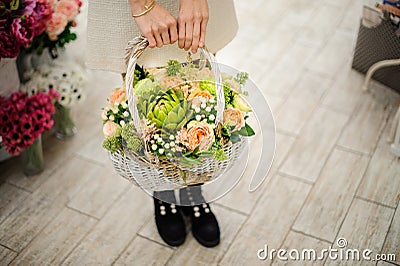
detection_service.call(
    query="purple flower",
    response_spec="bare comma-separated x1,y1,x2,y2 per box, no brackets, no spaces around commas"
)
21,0,37,15
32,0,52,35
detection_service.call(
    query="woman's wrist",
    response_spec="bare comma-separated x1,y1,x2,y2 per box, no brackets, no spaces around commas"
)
129,0,154,15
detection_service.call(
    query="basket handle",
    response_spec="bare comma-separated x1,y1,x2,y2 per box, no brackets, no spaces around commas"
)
124,36,225,135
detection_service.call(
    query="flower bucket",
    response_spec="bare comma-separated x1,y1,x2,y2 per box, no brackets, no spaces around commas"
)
23,134,44,176
54,102,77,139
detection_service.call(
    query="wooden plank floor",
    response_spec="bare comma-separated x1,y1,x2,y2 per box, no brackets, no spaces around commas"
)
1,0,400,265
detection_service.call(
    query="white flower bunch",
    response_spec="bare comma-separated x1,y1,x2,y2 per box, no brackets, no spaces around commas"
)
22,64,86,107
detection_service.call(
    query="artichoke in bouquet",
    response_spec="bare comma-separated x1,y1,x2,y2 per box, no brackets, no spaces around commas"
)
147,89,194,132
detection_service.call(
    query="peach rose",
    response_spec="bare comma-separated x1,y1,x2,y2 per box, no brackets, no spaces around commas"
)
109,88,126,106
223,108,245,131
46,13,68,41
55,0,79,21
186,121,215,151
103,121,122,137
188,90,213,108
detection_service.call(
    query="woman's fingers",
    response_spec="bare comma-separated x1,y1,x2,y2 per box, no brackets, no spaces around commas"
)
191,19,201,53
146,34,157,48
178,20,186,49
178,0,209,53
131,3,178,48
152,28,163,47
169,22,178,44
161,31,170,45
184,22,193,51
199,17,207,48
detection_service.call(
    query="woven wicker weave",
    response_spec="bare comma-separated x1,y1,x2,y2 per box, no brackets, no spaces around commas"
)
109,138,246,191
352,18,400,93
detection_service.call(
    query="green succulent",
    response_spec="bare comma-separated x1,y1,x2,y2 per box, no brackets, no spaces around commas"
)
121,123,143,154
102,136,122,153
162,100,194,132
147,89,194,131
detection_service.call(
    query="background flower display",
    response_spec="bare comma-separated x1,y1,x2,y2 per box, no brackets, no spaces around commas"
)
102,61,255,184
26,0,82,57
22,63,86,137
0,89,59,155
23,63,85,105
0,0,52,59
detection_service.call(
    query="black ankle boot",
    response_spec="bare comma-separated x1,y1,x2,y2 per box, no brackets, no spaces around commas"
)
179,186,220,248
153,191,186,247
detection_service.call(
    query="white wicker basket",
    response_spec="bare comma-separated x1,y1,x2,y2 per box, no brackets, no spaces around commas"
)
109,138,246,191
108,37,247,191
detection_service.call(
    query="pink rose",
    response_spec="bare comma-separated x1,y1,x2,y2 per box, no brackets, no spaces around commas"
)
103,121,122,137
55,0,79,20
46,12,68,41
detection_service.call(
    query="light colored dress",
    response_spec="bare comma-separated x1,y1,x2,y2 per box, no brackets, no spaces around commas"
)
86,0,238,73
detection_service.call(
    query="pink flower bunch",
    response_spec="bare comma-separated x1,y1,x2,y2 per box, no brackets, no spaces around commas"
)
0,89,60,155
45,0,81,41
0,0,52,58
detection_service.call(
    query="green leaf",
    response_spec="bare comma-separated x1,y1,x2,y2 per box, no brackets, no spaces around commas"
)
234,72,249,85
167,112,179,124
176,90,184,101
166,60,181,76
153,107,159,117
238,123,255,137
198,152,214,158
182,156,202,165
164,123,176,130
158,111,167,122
230,132,241,143
177,118,187,129
10,0,19,10
178,107,185,118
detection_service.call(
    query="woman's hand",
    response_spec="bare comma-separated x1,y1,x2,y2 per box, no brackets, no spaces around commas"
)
178,0,209,53
129,0,178,48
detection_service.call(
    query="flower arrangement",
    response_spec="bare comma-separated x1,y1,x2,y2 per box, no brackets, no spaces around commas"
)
21,63,86,138
23,63,86,106
101,61,254,169
0,89,59,155
0,0,52,58
27,0,82,56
